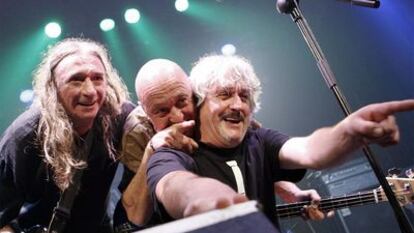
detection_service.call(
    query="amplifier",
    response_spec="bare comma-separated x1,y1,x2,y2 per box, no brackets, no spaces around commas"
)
321,160,373,184
320,158,379,196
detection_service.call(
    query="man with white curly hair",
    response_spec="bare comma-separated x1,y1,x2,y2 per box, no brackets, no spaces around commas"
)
146,54,414,229
113,59,323,232
0,38,134,233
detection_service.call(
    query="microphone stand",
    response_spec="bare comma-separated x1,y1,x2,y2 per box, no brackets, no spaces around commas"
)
275,1,414,232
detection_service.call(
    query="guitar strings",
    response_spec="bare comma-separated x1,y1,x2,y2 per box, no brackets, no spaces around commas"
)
277,190,395,218
277,189,412,218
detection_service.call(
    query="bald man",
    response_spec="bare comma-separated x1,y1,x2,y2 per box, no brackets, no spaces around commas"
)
115,59,198,232
114,59,323,232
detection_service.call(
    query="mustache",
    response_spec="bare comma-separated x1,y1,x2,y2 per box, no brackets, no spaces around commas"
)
221,111,245,121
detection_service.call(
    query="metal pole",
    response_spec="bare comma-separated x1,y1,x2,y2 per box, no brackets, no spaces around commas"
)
276,1,414,232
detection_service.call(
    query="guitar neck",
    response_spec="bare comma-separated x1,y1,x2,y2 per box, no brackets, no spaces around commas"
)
276,189,385,218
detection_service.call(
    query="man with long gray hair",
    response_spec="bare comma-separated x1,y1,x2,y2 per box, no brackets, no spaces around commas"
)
0,38,134,233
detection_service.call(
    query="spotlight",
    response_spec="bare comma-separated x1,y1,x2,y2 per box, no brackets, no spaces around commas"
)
20,89,34,103
221,44,236,56
44,22,61,38
125,8,141,24
100,18,115,31
175,0,189,12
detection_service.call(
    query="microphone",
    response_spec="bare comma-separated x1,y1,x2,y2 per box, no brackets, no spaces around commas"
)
276,0,297,14
349,0,380,8
276,0,381,13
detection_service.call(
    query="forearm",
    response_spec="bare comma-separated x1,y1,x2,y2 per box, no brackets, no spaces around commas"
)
281,122,361,170
275,181,321,204
156,171,238,219
275,181,303,203
306,122,361,168
122,145,153,225
280,100,414,169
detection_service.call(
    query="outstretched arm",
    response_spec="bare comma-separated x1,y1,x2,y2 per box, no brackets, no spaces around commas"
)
156,171,248,219
279,99,414,169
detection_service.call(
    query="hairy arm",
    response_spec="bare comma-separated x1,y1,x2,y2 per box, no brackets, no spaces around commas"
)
156,171,247,219
279,100,414,169
119,110,155,225
122,144,153,224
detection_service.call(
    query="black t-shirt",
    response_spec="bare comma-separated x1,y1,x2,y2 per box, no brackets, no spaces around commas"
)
193,142,246,192
147,128,306,226
0,102,134,233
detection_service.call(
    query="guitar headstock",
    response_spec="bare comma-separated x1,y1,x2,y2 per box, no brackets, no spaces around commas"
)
381,175,414,206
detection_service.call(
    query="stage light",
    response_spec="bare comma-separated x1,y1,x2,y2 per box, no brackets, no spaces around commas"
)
100,18,115,31
221,43,236,56
44,22,61,38
20,89,34,103
125,8,140,24
175,0,189,12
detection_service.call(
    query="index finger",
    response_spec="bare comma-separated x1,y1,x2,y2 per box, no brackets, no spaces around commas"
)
174,120,195,133
371,99,414,116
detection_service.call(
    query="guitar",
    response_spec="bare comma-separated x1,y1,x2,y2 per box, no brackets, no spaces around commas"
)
276,177,414,218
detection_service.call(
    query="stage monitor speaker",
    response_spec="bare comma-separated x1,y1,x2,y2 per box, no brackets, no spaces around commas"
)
137,201,281,233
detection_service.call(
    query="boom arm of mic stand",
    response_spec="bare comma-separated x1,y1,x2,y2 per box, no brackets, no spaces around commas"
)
351,0,380,8
277,1,414,232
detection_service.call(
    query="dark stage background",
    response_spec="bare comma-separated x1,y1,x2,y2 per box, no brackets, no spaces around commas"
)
0,0,413,232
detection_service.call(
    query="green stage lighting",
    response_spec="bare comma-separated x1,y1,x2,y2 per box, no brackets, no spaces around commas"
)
175,0,189,12
221,43,236,56
125,8,140,24
20,89,34,103
44,22,61,38
100,19,115,31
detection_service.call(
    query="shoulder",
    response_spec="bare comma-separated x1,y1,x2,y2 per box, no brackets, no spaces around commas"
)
122,101,136,114
246,128,289,143
147,147,196,171
0,107,40,157
1,107,40,139
244,128,290,158
147,148,195,194
123,106,154,138
112,101,136,128
119,106,155,171
120,106,155,158
148,147,195,169
109,101,137,142
0,107,42,188
118,101,137,124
